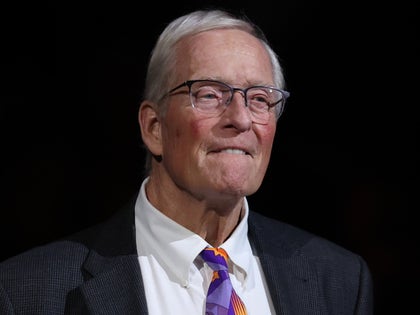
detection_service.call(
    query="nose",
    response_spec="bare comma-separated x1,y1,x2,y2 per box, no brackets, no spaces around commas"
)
231,89,248,107
223,91,253,130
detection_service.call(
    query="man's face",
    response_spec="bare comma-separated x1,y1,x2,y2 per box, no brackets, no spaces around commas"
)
158,29,277,202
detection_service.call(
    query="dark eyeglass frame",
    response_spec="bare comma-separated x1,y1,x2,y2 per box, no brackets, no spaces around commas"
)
163,79,290,121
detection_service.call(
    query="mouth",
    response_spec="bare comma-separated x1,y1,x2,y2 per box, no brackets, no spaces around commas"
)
209,147,252,158
219,148,248,155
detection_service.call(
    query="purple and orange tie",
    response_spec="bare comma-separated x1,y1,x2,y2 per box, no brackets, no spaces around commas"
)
200,247,247,315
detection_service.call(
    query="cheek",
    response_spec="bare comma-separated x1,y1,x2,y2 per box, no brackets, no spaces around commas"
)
163,113,209,154
189,118,208,137
258,124,276,151
182,111,214,139
256,125,277,176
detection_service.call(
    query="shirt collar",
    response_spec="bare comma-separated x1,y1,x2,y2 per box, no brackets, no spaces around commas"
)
134,177,254,286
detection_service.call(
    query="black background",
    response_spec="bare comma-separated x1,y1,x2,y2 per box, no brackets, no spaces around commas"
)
1,1,417,314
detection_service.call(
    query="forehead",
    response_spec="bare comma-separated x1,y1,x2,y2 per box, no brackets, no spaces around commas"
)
174,29,274,85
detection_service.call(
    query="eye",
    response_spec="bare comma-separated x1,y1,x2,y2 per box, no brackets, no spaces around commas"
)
195,86,221,101
248,89,271,108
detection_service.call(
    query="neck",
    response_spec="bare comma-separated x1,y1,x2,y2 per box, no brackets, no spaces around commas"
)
145,175,245,246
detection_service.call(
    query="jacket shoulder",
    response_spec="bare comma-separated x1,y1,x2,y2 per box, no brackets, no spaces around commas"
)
249,210,366,262
0,240,89,314
0,240,88,284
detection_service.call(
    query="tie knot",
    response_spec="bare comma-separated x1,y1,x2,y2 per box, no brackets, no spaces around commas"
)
200,247,229,271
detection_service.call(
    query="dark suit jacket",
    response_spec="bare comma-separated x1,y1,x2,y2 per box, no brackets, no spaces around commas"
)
0,198,373,314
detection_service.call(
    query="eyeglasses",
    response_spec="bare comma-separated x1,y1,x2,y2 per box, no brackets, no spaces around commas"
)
163,79,290,124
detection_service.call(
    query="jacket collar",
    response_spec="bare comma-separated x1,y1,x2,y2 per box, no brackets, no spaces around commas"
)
64,197,149,314
66,252,148,314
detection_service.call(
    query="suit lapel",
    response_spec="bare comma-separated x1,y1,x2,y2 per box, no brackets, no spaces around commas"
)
64,197,149,314
248,211,321,315
69,251,148,314
258,251,320,315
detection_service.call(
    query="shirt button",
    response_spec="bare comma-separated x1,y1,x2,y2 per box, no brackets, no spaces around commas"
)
182,280,189,288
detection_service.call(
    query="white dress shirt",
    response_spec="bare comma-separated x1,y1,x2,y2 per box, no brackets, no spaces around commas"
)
135,177,276,314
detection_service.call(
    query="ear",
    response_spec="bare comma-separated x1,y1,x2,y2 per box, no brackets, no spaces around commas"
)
138,100,162,157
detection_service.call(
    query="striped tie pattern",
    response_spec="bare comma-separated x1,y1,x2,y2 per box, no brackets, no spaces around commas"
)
200,247,247,315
